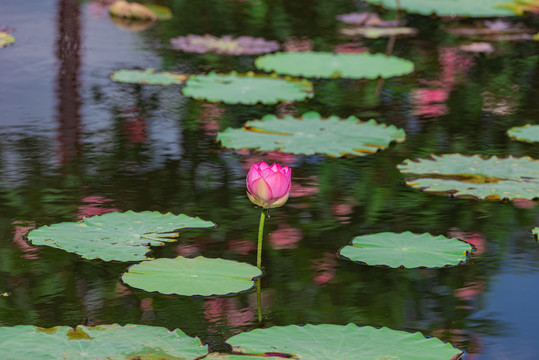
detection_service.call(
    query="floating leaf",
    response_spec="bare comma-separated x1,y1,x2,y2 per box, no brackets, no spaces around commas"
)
109,0,158,21
122,256,262,296
498,0,539,15
0,32,15,48
0,324,208,360
339,231,472,268
398,154,539,200
507,124,539,143
227,324,463,360
366,0,515,17
255,52,414,79
143,4,173,20
170,34,279,55
217,111,405,157
111,69,189,85
182,72,313,105
340,26,418,38
27,211,215,262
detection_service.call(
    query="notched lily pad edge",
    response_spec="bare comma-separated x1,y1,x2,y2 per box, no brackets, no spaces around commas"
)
121,257,263,298
24,210,218,264
337,232,476,270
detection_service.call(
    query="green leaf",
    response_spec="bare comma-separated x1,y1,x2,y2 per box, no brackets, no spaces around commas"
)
366,0,515,17
143,4,173,20
0,32,15,48
507,124,539,143
398,154,539,200
181,72,313,104
254,52,414,79
122,256,262,296
533,226,538,240
217,111,405,156
340,27,418,38
27,211,215,262
227,324,463,360
111,69,189,85
339,231,472,268
0,324,208,360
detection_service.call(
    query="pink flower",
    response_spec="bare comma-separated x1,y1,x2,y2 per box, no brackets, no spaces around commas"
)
246,161,291,209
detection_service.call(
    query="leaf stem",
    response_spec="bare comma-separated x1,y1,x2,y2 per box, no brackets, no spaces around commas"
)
256,208,267,269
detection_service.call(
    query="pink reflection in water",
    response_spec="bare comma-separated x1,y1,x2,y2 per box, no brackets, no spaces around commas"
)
12,221,39,260
512,199,537,209
174,243,200,257
198,103,225,136
269,224,302,250
448,228,487,256
334,42,369,54
228,239,255,255
311,252,337,286
204,297,256,333
332,201,355,224
121,107,147,144
283,37,313,52
77,195,119,219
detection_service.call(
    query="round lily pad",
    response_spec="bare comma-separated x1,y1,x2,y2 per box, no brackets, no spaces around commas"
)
111,69,189,85
122,256,262,296
0,32,15,48
182,72,313,105
216,111,405,157
26,211,215,262
170,34,279,55
339,231,473,268
507,124,539,143
398,154,539,200
226,324,463,360
0,324,208,360
365,0,515,17
254,52,414,79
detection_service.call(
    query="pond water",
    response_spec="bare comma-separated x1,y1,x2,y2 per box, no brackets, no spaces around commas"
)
1,0,539,359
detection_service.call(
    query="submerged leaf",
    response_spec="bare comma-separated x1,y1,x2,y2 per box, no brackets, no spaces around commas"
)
339,232,473,268
227,324,463,360
182,72,313,104
0,324,208,360
111,69,189,85
217,111,405,156
255,51,414,79
27,211,215,262
122,256,262,296
398,154,539,200
366,0,515,17
507,124,539,143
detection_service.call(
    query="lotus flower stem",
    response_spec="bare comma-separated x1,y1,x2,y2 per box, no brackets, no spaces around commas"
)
256,209,267,269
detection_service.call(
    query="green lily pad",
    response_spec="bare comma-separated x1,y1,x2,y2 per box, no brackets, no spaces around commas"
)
507,124,539,143
122,256,262,296
0,32,15,48
182,72,313,104
111,69,189,85
227,324,463,360
254,52,414,79
27,211,215,262
366,0,515,17
339,231,472,268
0,324,208,360
398,154,539,200
216,111,405,156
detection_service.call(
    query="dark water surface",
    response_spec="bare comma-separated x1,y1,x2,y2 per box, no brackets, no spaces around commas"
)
1,0,539,359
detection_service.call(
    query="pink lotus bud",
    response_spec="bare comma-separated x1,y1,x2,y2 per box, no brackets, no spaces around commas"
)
246,161,291,209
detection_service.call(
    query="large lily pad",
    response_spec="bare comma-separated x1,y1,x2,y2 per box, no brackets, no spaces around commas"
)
26,211,215,262
0,324,208,360
122,256,262,296
254,52,414,79
339,231,472,268
507,124,539,143
226,324,463,360
170,34,279,55
111,69,189,85
182,72,313,104
366,0,515,17
216,111,405,157
0,32,15,48
398,154,539,200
